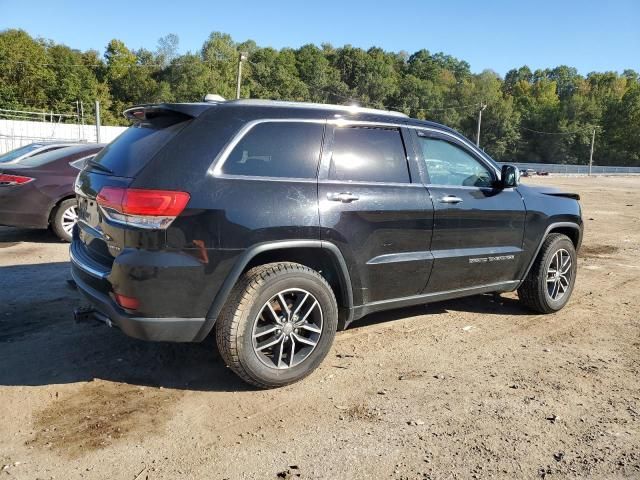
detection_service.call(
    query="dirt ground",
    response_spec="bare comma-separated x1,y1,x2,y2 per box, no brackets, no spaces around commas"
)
0,176,638,479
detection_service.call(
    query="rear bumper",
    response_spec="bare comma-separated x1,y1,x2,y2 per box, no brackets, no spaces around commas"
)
70,242,206,342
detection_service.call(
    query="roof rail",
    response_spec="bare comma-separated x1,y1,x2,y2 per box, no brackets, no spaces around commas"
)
225,99,408,118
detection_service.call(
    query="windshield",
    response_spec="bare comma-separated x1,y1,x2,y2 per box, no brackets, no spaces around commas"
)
0,144,45,163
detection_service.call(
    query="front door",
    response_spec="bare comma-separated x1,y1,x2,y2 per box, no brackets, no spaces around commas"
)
413,130,526,293
318,124,434,306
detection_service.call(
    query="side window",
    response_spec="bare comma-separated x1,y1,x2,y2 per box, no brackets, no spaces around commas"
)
37,146,65,155
329,127,410,183
223,122,323,179
417,135,494,187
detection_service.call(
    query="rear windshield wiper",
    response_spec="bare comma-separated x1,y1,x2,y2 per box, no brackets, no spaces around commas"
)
86,158,114,175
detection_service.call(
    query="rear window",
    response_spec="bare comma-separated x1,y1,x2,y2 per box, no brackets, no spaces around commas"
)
15,145,100,167
89,119,188,177
0,144,45,163
222,122,323,179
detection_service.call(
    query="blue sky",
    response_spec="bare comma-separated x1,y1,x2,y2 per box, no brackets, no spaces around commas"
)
1,0,638,76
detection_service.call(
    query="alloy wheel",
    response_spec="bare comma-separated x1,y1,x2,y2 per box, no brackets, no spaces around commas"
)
546,248,572,301
61,205,78,236
251,288,323,369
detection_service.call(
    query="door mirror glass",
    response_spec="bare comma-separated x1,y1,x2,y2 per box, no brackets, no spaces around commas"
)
501,164,520,188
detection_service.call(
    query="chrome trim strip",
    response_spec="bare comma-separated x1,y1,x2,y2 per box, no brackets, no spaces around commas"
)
367,251,434,265
431,246,522,259
317,179,422,188
76,219,103,239
208,116,502,180
209,118,327,176
213,173,318,183
69,243,110,279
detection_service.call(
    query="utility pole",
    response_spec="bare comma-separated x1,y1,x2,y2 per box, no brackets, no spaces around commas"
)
94,100,101,144
588,127,596,176
80,101,85,142
76,101,81,140
236,52,248,99
476,102,487,147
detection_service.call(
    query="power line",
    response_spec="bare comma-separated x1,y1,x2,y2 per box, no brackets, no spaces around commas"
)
520,125,596,135
0,107,78,118
425,102,482,112
0,59,215,69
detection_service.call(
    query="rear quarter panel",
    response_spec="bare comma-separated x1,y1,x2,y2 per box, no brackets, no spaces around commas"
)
123,111,321,319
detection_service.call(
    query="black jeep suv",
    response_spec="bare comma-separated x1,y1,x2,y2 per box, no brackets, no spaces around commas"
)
71,99,582,388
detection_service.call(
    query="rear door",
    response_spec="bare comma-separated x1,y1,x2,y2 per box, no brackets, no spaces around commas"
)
318,123,434,306
413,129,525,293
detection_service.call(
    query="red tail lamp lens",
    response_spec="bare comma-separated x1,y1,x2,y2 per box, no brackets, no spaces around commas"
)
0,174,34,185
114,293,140,310
96,187,190,216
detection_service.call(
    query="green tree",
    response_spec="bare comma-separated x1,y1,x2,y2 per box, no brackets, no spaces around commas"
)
0,29,53,110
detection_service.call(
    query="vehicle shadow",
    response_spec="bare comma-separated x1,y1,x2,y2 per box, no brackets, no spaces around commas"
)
0,260,531,392
0,261,250,392
348,291,532,330
0,226,63,244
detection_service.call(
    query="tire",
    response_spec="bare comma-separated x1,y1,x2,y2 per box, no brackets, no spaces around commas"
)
51,198,78,242
518,233,577,313
215,262,338,389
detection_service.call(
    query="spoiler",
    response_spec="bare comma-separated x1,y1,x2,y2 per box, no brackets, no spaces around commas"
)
123,103,213,121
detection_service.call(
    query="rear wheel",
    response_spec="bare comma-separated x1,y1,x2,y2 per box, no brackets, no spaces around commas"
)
51,198,78,242
215,262,338,388
518,233,577,313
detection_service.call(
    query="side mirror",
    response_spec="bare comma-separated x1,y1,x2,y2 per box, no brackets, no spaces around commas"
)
501,164,520,188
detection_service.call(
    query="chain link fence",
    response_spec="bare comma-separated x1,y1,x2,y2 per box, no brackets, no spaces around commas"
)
499,162,640,175
0,119,126,154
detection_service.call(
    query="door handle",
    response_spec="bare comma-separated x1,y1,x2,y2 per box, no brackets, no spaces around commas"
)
439,194,463,204
327,192,360,203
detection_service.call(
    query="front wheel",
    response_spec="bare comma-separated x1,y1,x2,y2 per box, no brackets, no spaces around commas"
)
51,198,78,242
215,262,338,388
518,233,577,313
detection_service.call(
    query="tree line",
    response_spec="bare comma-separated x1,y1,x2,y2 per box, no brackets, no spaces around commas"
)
1,29,638,166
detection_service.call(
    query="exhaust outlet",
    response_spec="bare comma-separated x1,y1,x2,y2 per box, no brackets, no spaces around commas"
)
73,306,113,327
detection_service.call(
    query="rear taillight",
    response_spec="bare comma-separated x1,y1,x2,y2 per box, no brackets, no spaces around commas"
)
113,293,140,311
96,187,190,229
0,174,34,186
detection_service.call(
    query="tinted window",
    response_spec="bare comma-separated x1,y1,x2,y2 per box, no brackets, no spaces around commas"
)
0,143,45,163
38,146,65,155
15,145,100,167
417,136,494,187
329,127,409,183
90,118,187,177
223,122,323,179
